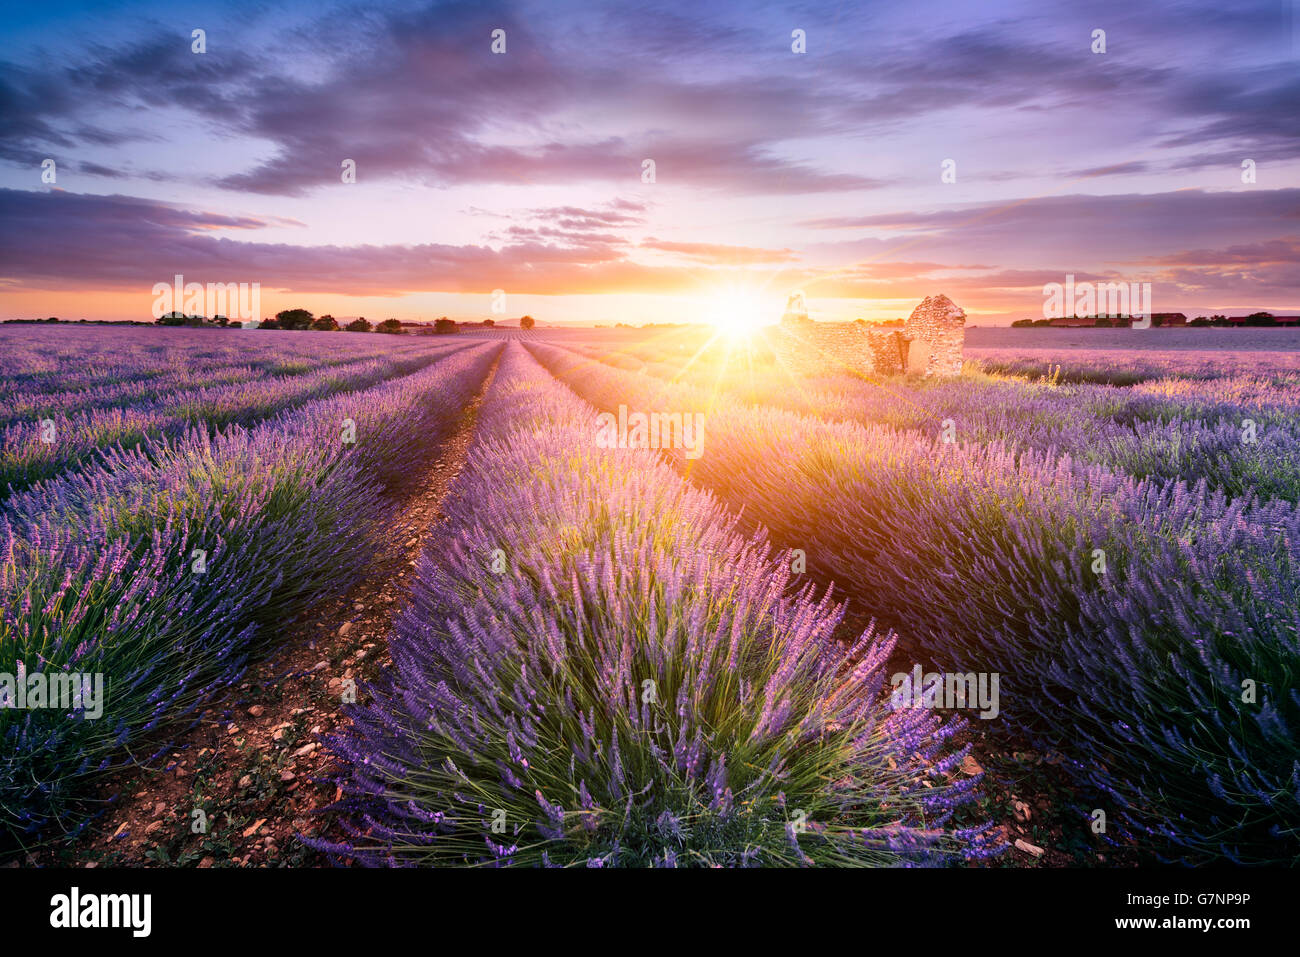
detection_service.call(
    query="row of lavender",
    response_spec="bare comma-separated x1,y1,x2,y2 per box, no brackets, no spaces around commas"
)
0,339,475,494
968,348,1300,385
0,341,499,847
0,340,411,425
317,344,1000,866
530,343,1300,865
565,340,1300,504
0,325,422,400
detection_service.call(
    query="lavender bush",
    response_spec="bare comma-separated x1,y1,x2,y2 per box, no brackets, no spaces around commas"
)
317,345,1000,867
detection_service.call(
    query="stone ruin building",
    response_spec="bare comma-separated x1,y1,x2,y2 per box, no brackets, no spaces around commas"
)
767,293,966,378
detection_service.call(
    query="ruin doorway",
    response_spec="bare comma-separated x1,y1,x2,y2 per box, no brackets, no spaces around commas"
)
905,337,933,375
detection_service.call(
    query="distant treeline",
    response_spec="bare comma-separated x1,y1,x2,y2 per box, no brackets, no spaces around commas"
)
246,311,536,332
3,317,154,325
1012,312,1295,328
3,311,538,333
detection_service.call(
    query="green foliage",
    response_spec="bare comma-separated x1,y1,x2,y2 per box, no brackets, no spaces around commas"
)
275,309,314,331
155,312,206,327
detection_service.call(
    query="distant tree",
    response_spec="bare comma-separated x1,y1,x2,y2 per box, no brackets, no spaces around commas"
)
157,312,206,327
433,317,458,334
212,315,229,327
519,314,535,330
375,318,404,334
1245,312,1276,326
482,318,495,327
228,320,243,328
1094,317,1114,327
258,318,281,329
275,308,314,330
345,317,372,332
311,314,340,331
1189,316,1211,326
1032,318,1052,327
1010,318,1035,327
1211,315,1231,327
1149,315,1163,327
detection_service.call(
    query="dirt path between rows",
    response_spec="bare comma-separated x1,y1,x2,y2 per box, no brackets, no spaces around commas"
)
30,354,500,868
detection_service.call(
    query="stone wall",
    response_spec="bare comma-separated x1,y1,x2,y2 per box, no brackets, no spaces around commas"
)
866,330,908,375
767,321,878,377
904,294,966,377
766,294,965,378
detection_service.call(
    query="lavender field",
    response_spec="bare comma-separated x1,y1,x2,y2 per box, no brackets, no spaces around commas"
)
1,326,499,848
2,323,1295,868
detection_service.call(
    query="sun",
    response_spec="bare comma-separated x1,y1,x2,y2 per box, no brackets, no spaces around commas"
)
704,287,769,337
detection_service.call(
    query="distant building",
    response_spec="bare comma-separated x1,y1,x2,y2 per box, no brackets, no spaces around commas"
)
1045,312,1187,327
1028,312,1297,328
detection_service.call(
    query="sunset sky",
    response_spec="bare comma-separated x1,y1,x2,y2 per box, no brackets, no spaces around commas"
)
1,0,1297,326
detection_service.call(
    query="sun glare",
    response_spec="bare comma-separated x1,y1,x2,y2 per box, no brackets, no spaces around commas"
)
704,288,769,337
